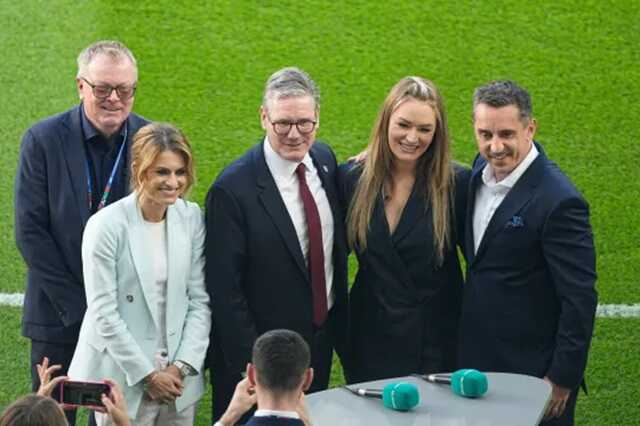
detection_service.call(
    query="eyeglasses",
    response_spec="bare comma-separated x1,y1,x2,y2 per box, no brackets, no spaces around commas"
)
80,77,137,100
269,119,317,135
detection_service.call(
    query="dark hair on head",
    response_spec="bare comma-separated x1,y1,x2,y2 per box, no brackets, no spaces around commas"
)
0,394,67,426
473,80,532,123
252,329,310,395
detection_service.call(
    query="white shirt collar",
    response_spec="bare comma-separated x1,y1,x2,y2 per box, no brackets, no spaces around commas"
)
263,136,314,180
481,142,539,189
254,409,300,419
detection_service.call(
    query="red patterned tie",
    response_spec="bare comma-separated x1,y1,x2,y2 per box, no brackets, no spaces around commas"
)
295,163,328,326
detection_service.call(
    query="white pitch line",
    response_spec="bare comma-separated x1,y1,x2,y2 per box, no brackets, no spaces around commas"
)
0,293,24,307
0,293,638,317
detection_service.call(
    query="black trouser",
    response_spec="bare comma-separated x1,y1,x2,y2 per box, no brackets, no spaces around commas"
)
211,314,335,423
30,340,78,426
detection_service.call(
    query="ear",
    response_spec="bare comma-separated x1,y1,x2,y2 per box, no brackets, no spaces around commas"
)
76,78,85,100
526,118,537,142
301,368,314,392
260,106,268,131
247,363,257,387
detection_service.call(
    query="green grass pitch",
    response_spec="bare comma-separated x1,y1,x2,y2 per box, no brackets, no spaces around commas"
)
1,0,638,424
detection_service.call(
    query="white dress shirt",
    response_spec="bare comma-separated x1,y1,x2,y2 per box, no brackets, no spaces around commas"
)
263,138,335,310
473,143,539,253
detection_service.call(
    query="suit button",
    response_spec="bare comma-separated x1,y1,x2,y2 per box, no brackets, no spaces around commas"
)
126,295,134,302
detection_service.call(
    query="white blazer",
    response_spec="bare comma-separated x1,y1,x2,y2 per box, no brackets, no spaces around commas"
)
69,193,211,418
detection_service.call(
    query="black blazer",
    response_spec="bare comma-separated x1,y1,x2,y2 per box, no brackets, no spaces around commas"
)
14,105,148,343
338,162,470,383
458,143,597,390
205,141,349,376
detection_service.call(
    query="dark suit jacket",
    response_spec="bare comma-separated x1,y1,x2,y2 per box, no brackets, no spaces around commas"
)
458,142,597,390
245,416,305,426
205,141,349,376
338,162,469,383
14,104,148,343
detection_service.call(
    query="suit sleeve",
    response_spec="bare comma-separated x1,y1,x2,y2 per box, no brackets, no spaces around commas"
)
82,217,155,386
14,128,86,325
542,196,597,389
205,184,257,375
174,206,212,372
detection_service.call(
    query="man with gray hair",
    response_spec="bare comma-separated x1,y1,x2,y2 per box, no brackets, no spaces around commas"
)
458,80,597,425
205,67,349,422
15,40,148,424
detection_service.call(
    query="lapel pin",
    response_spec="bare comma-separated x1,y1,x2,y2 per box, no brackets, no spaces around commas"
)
506,215,524,228
323,165,329,173
126,294,134,302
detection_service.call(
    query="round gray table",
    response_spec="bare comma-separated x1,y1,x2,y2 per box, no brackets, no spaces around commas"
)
307,373,551,426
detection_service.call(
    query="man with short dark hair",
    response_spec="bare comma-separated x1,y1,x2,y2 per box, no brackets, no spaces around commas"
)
215,329,312,426
15,40,148,424
458,80,597,426
205,67,349,422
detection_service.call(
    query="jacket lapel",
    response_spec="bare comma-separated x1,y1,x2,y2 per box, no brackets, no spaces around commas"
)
472,154,545,265
165,203,188,330
125,194,159,323
254,145,309,282
465,165,483,264
391,181,424,245
60,105,90,226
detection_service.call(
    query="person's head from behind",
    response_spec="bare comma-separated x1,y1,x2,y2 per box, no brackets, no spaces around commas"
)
0,395,67,426
248,329,313,401
75,40,138,137
260,67,320,162
130,122,195,211
472,80,537,182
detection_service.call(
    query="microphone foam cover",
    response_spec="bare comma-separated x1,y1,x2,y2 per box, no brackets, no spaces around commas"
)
382,382,420,411
451,369,488,398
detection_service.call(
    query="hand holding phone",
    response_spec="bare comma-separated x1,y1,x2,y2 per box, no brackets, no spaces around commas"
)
59,379,112,409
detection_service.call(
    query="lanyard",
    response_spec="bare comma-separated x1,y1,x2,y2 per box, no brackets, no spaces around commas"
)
85,125,128,212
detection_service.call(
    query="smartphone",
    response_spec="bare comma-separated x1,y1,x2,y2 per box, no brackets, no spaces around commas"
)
59,380,111,408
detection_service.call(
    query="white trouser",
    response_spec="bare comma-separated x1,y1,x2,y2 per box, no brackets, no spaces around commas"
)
95,350,196,426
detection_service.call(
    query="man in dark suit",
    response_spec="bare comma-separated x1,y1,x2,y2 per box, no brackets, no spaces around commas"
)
458,80,597,425
205,67,349,422
215,329,312,426
14,41,148,424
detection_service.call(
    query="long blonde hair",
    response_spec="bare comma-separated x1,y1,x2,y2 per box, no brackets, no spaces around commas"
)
347,76,455,264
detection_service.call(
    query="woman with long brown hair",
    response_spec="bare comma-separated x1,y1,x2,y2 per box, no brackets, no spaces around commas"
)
339,77,469,383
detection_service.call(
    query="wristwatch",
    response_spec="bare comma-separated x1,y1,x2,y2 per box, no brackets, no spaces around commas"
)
173,360,196,378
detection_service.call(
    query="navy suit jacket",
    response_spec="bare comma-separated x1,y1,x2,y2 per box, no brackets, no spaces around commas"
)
15,105,148,343
458,142,597,390
205,141,349,376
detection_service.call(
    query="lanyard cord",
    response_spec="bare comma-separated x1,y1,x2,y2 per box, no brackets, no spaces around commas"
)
85,125,128,213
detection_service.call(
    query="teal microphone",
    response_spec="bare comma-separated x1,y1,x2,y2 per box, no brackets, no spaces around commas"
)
345,382,420,411
425,369,488,398
382,382,420,411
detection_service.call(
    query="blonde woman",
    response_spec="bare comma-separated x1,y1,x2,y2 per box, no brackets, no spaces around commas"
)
69,123,211,425
339,77,469,383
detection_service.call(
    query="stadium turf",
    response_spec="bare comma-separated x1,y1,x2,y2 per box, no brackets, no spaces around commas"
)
1,1,638,424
